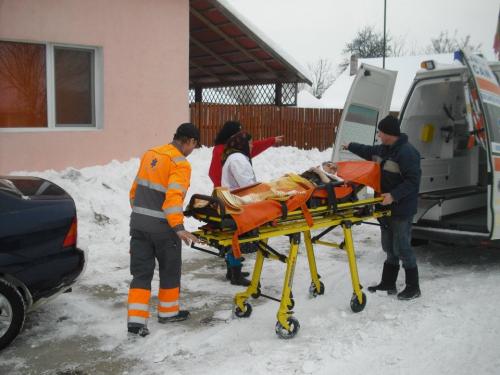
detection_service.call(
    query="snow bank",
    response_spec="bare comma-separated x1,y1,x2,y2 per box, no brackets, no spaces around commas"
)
5,145,500,375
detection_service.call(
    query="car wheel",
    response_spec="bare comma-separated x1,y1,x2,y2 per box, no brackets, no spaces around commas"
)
0,279,25,350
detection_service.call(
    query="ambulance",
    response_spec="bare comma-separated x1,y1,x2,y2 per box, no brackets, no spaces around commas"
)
332,50,500,246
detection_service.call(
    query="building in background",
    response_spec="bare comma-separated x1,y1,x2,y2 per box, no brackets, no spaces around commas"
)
0,0,311,173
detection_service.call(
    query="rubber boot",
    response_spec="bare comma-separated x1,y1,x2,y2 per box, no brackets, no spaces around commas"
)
367,262,399,294
397,266,421,300
225,260,250,281
230,265,251,286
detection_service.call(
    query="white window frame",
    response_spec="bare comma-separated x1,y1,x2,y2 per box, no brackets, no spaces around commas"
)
0,40,103,132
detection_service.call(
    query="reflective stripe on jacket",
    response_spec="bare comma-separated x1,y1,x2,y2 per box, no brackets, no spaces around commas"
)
130,143,191,233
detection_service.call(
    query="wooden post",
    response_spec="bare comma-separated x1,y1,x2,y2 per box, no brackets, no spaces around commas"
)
195,87,202,103
275,83,282,106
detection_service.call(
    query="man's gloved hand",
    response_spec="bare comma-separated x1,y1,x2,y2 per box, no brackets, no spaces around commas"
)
176,230,200,246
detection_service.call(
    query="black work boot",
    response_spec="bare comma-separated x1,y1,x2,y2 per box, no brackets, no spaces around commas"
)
158,310,190,323
230,265,251,286
128,325,150,337
225,260,249,281
367,262,399,294
397,266,421,300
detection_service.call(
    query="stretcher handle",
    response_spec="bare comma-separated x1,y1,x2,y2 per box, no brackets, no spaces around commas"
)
186,193,226,216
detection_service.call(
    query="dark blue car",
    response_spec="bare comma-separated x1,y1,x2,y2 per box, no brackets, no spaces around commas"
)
0,176,85,350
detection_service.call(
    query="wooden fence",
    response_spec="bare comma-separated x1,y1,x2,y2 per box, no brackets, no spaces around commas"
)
190,103,342,151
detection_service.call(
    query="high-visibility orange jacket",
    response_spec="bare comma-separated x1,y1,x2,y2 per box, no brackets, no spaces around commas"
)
130,143,191,233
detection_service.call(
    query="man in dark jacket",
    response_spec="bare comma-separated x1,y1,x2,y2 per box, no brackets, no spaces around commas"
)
344,115,422,300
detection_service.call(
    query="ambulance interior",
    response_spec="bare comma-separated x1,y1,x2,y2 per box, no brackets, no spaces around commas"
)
400,76,489,234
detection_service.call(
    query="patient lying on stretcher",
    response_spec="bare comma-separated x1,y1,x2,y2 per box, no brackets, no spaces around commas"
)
196,161,342,214
190,160,380,215
300,161,343,186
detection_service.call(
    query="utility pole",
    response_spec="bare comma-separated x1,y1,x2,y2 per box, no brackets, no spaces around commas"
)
383,0,387,68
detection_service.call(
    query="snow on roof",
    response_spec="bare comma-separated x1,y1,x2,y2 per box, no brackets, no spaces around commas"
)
216,0,313,85
320,54,456,111
296,90,326,108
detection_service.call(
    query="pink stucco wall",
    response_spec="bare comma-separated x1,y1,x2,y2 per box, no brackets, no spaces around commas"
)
0,0,189,173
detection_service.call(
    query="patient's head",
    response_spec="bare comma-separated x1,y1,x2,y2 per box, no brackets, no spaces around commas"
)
322,161,337,175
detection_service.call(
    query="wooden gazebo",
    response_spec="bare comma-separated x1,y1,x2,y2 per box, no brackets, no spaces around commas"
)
189,0,311,106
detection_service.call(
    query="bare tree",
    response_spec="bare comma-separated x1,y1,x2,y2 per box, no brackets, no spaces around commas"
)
391,35,408,57
343,26,392,59
306,58,336,99
425,30,482,54
338,25,393,72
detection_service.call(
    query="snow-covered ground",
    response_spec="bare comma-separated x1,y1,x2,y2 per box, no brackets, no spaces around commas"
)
2,146,500,375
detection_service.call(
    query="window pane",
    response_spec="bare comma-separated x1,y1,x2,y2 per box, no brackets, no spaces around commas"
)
0,41,47,128
345,104,379,126
337,104,379,160
55,47,93,126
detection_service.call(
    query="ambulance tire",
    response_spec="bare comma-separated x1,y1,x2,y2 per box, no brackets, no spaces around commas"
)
234,302,252,318
0,279,26,350
350,292,367,313
275,317,300,339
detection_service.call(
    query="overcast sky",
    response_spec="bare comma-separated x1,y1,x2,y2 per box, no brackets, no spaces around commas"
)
226,0,499,69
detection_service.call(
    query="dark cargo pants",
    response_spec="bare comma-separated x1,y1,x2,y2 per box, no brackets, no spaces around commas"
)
129,228,182,290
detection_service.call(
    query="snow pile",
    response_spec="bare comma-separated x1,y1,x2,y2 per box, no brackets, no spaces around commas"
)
4,146,500,375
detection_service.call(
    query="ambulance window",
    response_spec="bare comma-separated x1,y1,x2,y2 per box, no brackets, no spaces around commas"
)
483,102,500,143
337,104,379,147
345,104,379,126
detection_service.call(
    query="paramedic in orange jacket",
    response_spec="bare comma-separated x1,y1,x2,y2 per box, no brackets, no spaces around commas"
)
127,123,200,337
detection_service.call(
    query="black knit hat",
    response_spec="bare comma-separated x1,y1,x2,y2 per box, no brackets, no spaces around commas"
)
175,122,200,142
377,115,400,136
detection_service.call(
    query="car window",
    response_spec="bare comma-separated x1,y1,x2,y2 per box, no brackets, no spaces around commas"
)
0,179,24,197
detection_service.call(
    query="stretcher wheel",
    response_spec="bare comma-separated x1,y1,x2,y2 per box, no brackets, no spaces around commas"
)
234,302,252,318
309,281,325,297
350,292,367,313
275,317,300,339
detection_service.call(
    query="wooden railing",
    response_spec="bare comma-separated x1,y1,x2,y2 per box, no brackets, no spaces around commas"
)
190,103,342,150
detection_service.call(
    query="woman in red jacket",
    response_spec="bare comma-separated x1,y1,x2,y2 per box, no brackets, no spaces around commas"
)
209,121,283,284
209,121,284,187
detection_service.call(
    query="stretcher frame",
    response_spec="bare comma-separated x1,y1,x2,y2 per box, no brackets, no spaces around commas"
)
188,195,390,339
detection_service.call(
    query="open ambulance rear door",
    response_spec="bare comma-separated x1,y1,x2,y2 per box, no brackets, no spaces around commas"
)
462,50,500,240
332,64,397,162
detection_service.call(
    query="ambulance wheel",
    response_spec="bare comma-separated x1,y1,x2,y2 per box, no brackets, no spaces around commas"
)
309,281,325,297
350,292,366,313
234,302,252,318
275,317,300,339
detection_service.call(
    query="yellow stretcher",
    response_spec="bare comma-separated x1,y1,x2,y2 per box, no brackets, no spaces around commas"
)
186,193,390,339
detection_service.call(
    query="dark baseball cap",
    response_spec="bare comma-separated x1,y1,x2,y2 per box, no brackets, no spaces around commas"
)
175,122,200,143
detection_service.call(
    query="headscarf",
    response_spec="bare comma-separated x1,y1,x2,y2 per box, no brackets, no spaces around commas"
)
221,131,252,165
214,121,242,145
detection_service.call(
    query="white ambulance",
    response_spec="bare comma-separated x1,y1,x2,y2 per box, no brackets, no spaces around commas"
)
332,50,500,246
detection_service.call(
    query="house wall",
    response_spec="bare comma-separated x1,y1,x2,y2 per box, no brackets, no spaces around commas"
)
0,0,189,173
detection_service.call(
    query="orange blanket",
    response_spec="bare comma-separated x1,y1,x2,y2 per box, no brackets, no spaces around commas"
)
221,161,381,258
